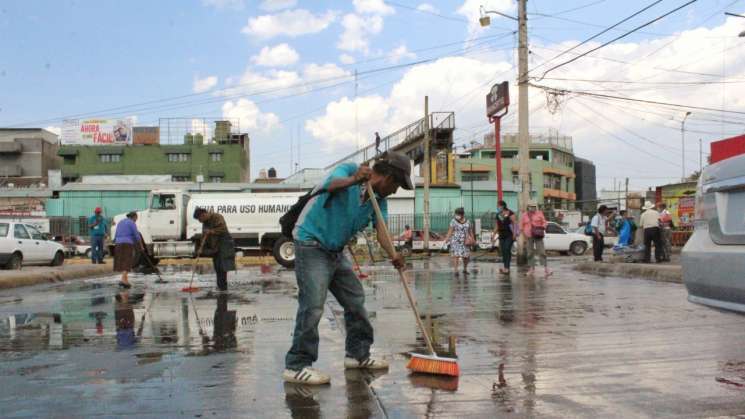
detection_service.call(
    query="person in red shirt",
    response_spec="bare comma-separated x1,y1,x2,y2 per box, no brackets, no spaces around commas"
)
519,201,552,277
399,225,413,249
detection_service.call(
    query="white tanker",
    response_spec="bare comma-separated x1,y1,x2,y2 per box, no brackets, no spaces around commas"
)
111,189,302,267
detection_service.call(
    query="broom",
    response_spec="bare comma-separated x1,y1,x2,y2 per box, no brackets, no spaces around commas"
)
365,183,459,377
347,245,369,279
182,231,209,293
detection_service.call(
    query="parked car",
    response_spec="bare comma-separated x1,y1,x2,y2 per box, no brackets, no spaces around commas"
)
0,222,66,269
573,226,619,248
682,153,745,313
509,222,591,255
393,230,448,256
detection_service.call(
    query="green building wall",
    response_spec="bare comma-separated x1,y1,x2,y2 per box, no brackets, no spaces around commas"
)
45,191,150,218
58,143,249,182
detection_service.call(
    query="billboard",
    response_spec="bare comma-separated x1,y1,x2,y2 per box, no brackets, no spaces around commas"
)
486,81,509,118
62,119,133,145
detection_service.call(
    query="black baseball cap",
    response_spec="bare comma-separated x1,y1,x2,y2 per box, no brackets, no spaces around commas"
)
378,151,414,190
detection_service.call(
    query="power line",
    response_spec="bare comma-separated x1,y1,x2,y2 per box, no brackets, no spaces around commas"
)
535,0,699,80
529,0,663,75
538,77,745,85
530,0,609,19
530,83,745,115
385,1,469,23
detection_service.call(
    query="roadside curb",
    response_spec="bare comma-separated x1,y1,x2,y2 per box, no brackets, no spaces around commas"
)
0,265,112,290
575,261,682,283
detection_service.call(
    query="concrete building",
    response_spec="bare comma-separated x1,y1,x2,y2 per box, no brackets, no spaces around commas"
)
0,128,61,187
466,130,576,210
58,133,250,184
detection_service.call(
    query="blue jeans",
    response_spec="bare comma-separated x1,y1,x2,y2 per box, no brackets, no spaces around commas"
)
498,237,514,269
285,240,373,371
91,235,105,263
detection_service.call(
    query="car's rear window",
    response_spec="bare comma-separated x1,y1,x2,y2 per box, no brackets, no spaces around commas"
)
0,223,8,237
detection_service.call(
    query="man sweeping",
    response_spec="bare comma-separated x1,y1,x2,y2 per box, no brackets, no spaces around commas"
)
193,208,236,291
283,152,413,385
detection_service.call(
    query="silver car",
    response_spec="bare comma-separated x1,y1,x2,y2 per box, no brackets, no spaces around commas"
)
682,153,745,313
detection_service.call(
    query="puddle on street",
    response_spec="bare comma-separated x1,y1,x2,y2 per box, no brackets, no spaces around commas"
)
0,258,743,417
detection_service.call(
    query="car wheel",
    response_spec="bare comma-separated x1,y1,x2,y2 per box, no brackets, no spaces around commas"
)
400,246,412,257
84,248,92,258
273,236,295,268
570,241,588,256
6,252,22,270
51,251,65,267
511,245,518,256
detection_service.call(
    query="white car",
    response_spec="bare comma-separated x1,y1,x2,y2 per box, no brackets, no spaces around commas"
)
0,222,66,269
504,222,591,255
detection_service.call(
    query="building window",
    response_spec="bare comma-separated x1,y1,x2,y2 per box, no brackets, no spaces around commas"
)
462,173,489,182
99,154,121,163
210,153,222,162
210,176,223,183
167,153,190,162
172,175,190,182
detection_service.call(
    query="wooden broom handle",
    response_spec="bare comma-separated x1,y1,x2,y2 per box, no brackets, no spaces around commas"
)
188,231,210,288
365,183,436,355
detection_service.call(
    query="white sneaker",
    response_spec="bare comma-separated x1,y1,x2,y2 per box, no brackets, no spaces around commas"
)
344,356,389,370
282,367,331,385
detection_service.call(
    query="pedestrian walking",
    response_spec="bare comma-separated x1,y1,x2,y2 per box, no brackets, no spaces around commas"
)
284,152,411,385
88,207,108,264
113,212,145,289
520,201,552,277
591,205,609,261
444,207,475,275
193,208,236,292
640,201,663,263
375,132,381,156
492,200,516,274
658,202,674,262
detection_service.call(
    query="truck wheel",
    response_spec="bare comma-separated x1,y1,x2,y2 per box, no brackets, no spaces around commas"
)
570,241,588,256
6,253,22,270
51,251,65,267
84,249,92,259
273,237,295,268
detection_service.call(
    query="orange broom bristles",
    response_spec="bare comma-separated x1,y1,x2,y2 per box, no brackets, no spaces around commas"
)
407,353,460,377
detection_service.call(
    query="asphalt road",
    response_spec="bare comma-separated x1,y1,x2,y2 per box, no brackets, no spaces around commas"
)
0,257,743,418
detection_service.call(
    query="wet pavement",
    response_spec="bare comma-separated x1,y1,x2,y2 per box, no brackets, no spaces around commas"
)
0,257,744,418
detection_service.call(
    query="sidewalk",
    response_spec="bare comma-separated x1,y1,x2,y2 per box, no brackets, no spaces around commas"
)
0,263,112,289
574,260,682,283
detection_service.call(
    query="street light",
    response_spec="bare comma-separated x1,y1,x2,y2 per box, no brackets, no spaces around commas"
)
479,5,518,25
681,111,691,181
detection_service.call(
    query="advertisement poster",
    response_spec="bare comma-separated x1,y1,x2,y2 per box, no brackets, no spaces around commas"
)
677,196,695,226
61,119,132,145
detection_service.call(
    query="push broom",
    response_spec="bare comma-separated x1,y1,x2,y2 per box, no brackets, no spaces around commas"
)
365,183,459,377
182,231,209,293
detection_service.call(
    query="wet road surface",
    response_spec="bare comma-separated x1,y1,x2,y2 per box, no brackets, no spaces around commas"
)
0,257,744,418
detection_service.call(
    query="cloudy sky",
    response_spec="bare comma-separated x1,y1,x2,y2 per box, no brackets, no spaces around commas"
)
1,0,744,190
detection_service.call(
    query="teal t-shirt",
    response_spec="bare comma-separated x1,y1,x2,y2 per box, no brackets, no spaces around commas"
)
294,162,388,252
88,215,108,236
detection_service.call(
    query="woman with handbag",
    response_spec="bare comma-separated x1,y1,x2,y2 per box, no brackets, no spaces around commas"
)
444,207,475,275
519,201,552,278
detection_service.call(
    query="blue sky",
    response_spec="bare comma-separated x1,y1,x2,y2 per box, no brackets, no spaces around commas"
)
1,0,744,189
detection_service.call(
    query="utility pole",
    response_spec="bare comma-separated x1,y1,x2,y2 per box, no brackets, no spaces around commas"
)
516,0,530,265
625,177,629,212
423,96,431,252
355,69,359,151
699,138,703,173
681,111,691,181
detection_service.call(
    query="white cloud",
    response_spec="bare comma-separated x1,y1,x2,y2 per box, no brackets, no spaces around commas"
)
307,15,745,191
202,0,244,9
251,43,300,67
353,0,394,15
302,63,351,83
417,3,439,13
222,99,280,133
337,13,384,53
259,0,296,12
242,9,338,39
339,54,356,64
193,75,218,93
457,0,514,37
305,95,391,146
388,44,416,63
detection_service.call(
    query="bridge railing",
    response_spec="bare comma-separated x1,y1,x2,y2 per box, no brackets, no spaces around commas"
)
324,112,454,170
